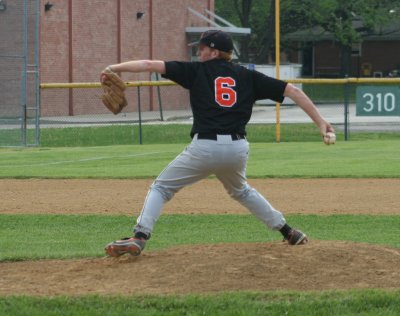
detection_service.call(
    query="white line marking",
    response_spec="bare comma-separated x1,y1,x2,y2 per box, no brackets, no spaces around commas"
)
0,151,172,168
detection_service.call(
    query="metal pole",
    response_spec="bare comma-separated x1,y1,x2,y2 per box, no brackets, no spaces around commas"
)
155,73,164,121
275,0,281,143
344,75,350,141
137,86,143,144
21,71,27,146
68,0,74,116
35,0,40,145
21,0,28,146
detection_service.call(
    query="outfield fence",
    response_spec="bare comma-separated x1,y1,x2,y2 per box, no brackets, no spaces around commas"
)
0,0,40,147
2,77,400,147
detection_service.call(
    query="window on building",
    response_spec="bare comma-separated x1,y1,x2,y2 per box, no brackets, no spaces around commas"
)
351,42,362,56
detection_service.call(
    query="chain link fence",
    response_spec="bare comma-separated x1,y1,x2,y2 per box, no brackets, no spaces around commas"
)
38,78,400,146
1,2,399,148
0,0,40,147
39,80,188,146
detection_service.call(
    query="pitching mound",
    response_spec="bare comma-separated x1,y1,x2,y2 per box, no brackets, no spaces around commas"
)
1,241,399,296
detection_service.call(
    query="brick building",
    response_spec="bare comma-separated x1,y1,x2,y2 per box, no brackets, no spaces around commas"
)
2,0,249,120
285,24,400,78
39,0,220,117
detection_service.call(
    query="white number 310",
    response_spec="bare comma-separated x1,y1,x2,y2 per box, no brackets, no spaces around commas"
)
362,93,396,112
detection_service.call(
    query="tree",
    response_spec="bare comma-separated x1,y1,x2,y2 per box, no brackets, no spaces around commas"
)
215,0,273,63
280,0,400,76
216,0,400,74
232,0,252,61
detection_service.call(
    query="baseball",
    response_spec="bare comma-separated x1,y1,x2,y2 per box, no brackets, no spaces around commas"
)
324,132,336,145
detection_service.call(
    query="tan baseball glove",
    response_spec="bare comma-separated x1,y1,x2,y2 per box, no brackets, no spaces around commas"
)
100,67,127,114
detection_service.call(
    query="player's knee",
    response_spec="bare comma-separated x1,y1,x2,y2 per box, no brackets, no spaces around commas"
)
228,185,252,201
150,183,176,201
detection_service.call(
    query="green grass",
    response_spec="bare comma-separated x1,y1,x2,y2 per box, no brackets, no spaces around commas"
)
1,214,399,261
36,123,331,146
39,123,399,146
1,125,399,314
1,213,400,313
303,83,357,103
1,289,400,315
1,123,398,147
1,140,400,178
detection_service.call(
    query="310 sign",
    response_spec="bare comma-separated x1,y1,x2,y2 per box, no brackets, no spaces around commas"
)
356,86,400,116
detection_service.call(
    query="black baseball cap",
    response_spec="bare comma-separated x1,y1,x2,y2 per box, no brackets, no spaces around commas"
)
193,30,234,53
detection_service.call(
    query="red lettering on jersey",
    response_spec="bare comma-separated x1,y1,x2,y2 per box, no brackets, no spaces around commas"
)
215,77,237,107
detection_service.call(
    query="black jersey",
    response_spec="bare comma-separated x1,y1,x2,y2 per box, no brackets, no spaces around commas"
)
162,59,287,136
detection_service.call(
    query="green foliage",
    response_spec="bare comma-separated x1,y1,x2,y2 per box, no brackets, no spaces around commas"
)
285,0,400,45
215,0,400,65
216,0,274,62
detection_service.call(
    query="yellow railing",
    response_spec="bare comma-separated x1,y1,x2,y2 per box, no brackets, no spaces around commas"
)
288,78,400,84
40,77,400,89
40,78,400,143
40,81,176,89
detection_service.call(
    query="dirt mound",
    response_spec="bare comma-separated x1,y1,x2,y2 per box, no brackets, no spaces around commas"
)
1,179,399,296
1,241,399,296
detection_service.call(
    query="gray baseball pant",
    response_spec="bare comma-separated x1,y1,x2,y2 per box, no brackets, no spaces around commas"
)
134,134,286,236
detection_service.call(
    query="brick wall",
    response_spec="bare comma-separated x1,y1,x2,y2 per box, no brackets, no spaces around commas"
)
311,40,400,78
314,41,341,77
40,0,214,117
362,41,400,76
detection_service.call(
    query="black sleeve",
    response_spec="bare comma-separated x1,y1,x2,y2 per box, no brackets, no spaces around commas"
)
252,70,287,103
161,61,199,90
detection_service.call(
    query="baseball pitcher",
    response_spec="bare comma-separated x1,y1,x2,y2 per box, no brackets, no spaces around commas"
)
101,30,335,257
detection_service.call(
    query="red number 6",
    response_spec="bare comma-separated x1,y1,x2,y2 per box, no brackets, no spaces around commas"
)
215,77,237,107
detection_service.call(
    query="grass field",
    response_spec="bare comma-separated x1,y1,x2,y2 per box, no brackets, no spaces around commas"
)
2,123,399,147
36,123,400,146
1,126,399,315
1,289,400,316
1,139,400,178
303,83,357,103
1,214,400,261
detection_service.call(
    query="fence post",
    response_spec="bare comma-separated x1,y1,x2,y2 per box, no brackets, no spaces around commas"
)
344,76,350,141
155,73,164,121
137,86,142,144
34,0,41,146
21,0,29,146
21,70,27,146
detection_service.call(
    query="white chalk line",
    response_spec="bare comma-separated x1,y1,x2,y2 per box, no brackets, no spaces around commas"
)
1,151,173,168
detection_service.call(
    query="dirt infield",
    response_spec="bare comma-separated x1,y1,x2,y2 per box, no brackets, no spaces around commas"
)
2,178,400,215
1,179,400,296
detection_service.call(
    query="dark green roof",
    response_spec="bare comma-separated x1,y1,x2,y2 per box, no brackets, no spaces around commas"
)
285,22,400,41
